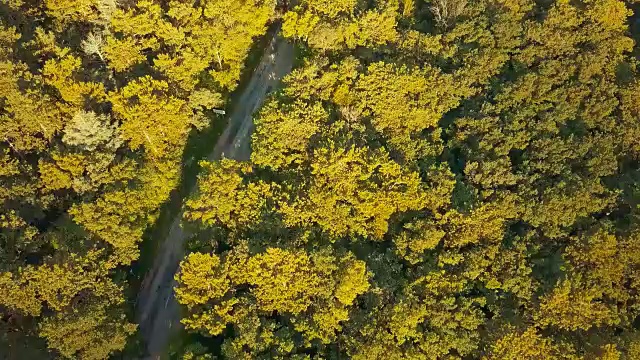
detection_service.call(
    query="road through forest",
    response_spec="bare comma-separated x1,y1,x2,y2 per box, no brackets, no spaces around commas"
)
135,30,295,359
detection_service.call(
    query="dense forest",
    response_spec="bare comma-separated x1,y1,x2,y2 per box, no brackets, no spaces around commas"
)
2,0,640,359
0,0,274,358
177,0,640,358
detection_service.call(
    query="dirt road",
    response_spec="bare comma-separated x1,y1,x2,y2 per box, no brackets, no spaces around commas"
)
135,30,294,359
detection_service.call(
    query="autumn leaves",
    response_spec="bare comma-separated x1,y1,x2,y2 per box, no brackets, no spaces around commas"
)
2,0,640,358
175,0,640,358
0,0,275,358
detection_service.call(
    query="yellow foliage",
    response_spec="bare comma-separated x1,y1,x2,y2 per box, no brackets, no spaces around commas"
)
184,160,274,230
598,344,622,360
394,220,445,264
485,327,572,359
444,195,519,248
174,252,233,307
175,246,370,345
355,62,461,160
536,279,620,331
42,55,105,107
39,297,137,360
71,159,180,265
252,100,327,169
0,271,41,315
284,0,399,51
181,298,240,337
335,256,370,305
43,0,99,26
0,251,116,317
109,76,190,157
525,178,617,238
154,51,209,92
244,248,325,314
281,145,425,239
586,0,631,32
102,37,146,72
39,159,74,191
0,61,63,151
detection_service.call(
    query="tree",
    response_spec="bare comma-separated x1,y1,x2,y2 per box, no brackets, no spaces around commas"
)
62,111,120,151
1,0,276,357
430,0,467,29
39,297,137,360
175,245,370,355
280,145,425,239
184,160,276,231
354,61,469,161
485,327,577,360
177,0,640,358
0,26,65,152
252,100,328,170
283,0,399,51
109,76,190,157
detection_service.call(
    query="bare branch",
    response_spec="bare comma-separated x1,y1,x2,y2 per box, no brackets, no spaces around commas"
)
81,32,105,63
430,0,467,28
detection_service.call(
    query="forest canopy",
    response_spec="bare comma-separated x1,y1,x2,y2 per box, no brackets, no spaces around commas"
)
175,0,640,359
0,0,274,358
2,0,640,359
